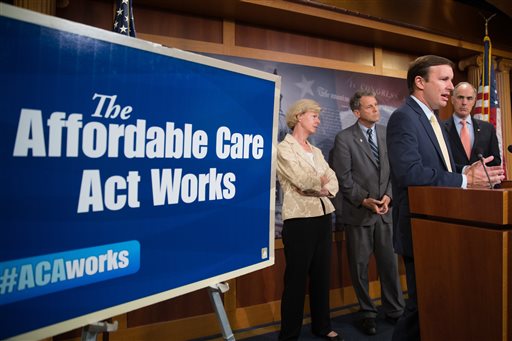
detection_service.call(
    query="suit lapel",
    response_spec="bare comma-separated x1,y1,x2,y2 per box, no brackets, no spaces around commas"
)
443,122,457,170
471,117,481,153
407,97,451,171
286,134,317,170
446,118,469,162
376,124,388,175
351,124,378,168
376,125,386,159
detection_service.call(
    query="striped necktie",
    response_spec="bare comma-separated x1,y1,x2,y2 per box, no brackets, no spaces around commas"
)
367,128,380,167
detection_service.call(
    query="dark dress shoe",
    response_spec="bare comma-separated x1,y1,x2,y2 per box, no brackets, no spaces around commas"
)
386,315,400,325
358,317,377,335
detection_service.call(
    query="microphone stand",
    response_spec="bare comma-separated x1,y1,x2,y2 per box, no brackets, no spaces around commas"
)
477,153,493,189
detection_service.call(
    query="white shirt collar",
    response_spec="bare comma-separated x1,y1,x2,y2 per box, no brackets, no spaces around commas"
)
410,95,435,120
357,121,375,135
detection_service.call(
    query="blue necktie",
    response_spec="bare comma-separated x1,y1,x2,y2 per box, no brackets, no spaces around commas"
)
367,128,380,167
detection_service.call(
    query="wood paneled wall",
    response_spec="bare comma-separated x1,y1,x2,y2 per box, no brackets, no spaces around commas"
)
234,23,375,66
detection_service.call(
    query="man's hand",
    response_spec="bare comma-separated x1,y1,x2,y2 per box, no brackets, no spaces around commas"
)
376,194,391,214
362,195,390,214
464,155,505,188
362,197,382,213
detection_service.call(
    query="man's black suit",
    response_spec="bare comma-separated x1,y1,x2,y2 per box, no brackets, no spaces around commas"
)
443,116,501,167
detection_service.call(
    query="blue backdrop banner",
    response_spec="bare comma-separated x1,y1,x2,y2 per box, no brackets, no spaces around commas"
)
0,4,278,339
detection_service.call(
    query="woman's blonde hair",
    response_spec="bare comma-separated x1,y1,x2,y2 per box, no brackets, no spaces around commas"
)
285,99,321,129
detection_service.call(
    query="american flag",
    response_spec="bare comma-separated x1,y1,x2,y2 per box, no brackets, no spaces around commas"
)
113,0,136,37
473,34,504,170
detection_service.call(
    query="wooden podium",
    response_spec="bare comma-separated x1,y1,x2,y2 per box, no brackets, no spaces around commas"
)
409,186,512,341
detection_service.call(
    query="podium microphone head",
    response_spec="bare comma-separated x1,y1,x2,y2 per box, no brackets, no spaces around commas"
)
475,147,484,161
508,145,512,153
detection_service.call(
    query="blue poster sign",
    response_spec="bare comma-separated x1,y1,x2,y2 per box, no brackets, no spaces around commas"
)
0,4,278,340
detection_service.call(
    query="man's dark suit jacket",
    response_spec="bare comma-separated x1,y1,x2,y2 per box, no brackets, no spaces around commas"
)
386,96,463,258
443,116,501,167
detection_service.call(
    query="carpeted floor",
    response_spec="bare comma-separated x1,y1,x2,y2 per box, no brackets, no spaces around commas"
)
193,303,400,341
240,310,394,341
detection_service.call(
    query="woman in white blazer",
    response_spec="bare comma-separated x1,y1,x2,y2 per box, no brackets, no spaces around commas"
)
276,99,342,341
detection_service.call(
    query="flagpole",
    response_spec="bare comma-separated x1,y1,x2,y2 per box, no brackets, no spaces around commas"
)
475,12,506,177
476,13,496,121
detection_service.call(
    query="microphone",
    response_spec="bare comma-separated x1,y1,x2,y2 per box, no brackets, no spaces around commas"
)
508,145,512,153
477,152,493,189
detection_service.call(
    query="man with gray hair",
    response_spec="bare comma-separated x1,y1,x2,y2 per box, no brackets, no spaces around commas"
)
332,91,404,336
443,81,501,167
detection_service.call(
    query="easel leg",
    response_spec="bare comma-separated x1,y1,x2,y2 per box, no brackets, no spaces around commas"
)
208,283,235,341
81,320,118,341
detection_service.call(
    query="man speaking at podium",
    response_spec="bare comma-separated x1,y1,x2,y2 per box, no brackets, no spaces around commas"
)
386,55,505,341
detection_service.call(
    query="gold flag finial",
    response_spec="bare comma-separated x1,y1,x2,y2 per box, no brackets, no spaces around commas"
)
480,12,497,35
